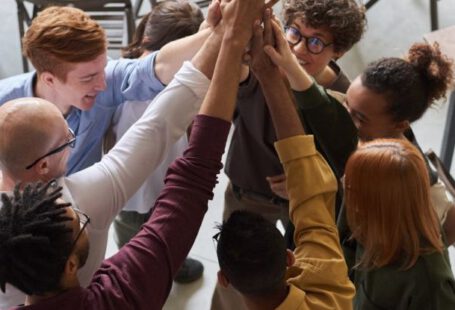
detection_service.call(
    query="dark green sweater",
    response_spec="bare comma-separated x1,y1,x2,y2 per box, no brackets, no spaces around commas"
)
352,246,455,309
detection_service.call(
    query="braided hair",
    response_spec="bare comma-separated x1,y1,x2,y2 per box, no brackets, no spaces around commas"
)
0,181,73,295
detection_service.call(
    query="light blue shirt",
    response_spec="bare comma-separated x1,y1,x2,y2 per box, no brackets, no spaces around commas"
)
0,52,164,174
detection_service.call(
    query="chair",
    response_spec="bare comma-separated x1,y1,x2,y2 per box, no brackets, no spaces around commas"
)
15,0,136,72
364,0,440,31
132,0,211,19
426,149,455,198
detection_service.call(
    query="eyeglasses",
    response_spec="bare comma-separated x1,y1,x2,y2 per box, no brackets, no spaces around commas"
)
25,128,76,170
69,208,90,252
284,26,333,55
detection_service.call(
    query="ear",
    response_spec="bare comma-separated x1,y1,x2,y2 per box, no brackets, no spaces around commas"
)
217,270,230,288
39,71,57,88
35,159,50,176
394,120,410,132
286,249,295,267
64,254,79,277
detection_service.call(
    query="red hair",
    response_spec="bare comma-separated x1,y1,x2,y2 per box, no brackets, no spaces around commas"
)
22,6,106,81
345,139,443,269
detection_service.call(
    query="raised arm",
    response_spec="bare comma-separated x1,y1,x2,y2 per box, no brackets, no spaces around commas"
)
252,13,355,309
85,1,266,308
154,0,221,85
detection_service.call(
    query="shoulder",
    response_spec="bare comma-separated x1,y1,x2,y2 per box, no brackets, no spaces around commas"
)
0,72,36,104
327,61,350,94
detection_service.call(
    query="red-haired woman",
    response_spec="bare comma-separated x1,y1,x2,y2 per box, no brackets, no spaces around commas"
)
344,139,455,308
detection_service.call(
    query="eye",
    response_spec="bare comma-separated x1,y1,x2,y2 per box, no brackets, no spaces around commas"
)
285,27,301,43
80,75,95,83
307,37,324,53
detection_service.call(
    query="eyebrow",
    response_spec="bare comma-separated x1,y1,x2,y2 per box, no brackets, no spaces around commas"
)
345,100,369,122
291,22,328,39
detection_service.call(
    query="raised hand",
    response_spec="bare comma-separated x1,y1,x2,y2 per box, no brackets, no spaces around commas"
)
201,0,222,30
220,0,266,46
249,8,279,77
264,18,313,91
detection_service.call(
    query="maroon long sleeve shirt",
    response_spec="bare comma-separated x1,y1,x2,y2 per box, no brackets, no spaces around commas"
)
14,115,230,310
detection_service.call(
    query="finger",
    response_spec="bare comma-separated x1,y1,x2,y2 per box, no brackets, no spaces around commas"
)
250,19,263,55
266,174,286,182
265,0,279,9
263,8,274,46
271,19,287,48
242,53,252,65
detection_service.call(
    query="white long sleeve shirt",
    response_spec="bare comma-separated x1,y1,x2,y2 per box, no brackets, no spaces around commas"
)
109,100,188,214
0,61,209,309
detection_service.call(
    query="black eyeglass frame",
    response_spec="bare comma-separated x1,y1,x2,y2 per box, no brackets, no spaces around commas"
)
69,208,90,254
25,128,76,170
284,26,333,55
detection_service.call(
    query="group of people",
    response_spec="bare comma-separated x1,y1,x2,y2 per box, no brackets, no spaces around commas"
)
0,0,454,309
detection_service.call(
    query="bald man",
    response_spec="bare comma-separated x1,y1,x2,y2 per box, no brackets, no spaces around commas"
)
0,57,212,308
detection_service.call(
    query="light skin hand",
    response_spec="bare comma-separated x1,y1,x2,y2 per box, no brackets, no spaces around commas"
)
199,0,222,31
219,0,265,45
266,174,289,199
264,19,313,91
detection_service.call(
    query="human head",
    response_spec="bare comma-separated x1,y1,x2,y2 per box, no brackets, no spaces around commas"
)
0,98,72,182
23,6,106,81
23,6,108,112
216,211,291,296
346,43,453,141
122,0,204,59
344,139,443,270
282,0,366,76
0,182,90,295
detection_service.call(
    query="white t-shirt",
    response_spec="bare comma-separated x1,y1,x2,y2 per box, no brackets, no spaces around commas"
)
110,100,188,214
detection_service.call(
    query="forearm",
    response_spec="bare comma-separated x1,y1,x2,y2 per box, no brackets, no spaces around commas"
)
258,72,305,139
89,115,230,309
191,28,223,80
284,59,314,91
198,34,246,121
275,136,355,308
155,28,211,85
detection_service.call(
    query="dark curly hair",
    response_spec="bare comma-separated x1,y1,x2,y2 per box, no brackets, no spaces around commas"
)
282,0,366,53
216,211,287,296
0,181,73,295
361,43,453,123
122,0,204,59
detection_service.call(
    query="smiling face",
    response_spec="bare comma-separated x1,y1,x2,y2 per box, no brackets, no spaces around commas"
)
288,18,344,77
52,52,108,113
345,77,407,142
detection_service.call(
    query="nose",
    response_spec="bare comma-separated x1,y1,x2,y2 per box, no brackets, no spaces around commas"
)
95,71,107,91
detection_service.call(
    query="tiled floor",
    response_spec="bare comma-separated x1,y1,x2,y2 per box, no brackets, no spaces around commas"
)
1,0,455,309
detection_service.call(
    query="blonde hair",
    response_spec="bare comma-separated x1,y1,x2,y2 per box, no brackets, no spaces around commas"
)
345,139,443,270
22,6,107,81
